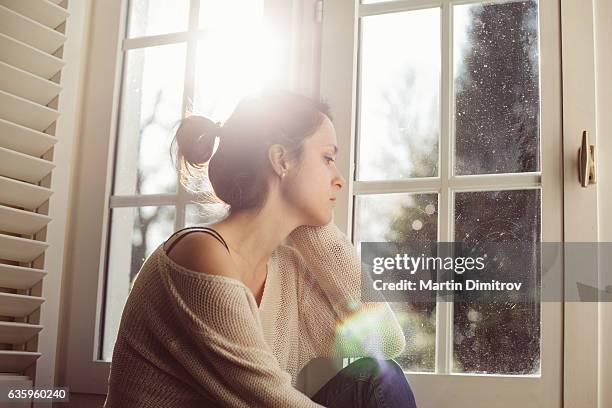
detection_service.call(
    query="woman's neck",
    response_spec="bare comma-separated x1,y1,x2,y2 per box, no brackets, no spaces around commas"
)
210,202,300,279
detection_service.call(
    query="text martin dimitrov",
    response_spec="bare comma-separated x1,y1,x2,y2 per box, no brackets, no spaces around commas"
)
370,254,523,291
373,279,523,291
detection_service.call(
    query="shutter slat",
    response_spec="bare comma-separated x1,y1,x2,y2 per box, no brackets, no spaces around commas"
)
0,32,65,79
0,293,45,318
0,205,52,235
0,375,31,384
0,118,58,157
0,375,32,399
0,0,67,381
0,234,49,263
0,0,70,31
0,322,43,344
0,351,42,372
0,5,66,54
0,264,47,290
0,90,59,132
0,61,62,106
0,147,55,184
0,175,53,210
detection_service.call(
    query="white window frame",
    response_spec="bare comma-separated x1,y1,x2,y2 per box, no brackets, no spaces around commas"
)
323,0,606,407
61,0,322,394
594,1,612,406
560,0,600,406
318,0,584,407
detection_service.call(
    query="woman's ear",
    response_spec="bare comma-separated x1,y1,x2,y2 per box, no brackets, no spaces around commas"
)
268,144,290,178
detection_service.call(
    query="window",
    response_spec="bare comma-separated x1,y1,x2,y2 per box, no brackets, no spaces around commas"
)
351,0,542,374
321,0,563,405
100,0,287,361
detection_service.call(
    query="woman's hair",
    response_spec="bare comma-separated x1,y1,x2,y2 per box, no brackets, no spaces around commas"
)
171,89,331,216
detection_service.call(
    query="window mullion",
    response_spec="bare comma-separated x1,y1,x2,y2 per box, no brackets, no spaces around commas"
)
175,0,200,230
110,193,179,207
123,32,190,50
359,0,442,18
435,0,453,376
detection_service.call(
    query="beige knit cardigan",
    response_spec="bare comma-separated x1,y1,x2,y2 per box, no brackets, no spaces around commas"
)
104,221,406,407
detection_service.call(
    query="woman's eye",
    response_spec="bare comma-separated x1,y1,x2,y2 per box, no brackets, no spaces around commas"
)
325,156,335,164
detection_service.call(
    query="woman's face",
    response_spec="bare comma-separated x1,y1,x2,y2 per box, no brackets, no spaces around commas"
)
282,116,346,226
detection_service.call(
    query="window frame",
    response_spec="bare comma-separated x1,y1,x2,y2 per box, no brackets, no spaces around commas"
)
62,0,322,394
320,0,565,406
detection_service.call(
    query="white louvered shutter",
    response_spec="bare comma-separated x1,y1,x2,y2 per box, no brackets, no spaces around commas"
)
0,0,68,393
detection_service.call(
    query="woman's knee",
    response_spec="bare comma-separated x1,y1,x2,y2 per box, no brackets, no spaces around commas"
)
349,358,417,407
349,357,405,381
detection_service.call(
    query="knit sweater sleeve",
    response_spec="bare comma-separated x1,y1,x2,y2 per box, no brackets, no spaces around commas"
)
159,262,324,408
288,221,406,360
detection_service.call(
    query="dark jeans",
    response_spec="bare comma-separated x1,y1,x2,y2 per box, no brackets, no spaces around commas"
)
310,357,417,408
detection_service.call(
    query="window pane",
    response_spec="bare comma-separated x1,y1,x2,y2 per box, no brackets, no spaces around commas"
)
102,205,175,360
357,9,440,181
194,0,282,121
127,0,190,38
354,193,438,372
114,43,186,195
199,0,263,30
453,189,541,374
185,202,227,227
454,0,540,175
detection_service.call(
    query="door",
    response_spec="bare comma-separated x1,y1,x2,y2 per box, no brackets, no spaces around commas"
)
320,0,565,406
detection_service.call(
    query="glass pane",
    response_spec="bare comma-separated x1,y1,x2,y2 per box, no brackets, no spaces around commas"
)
453,189,541,374
199,0,263,30
127,0,190,38
357,8,440,181
185,202,227,227
454,0,540,175
194,0,283,121
114,43,186,195
102,205,175,360
354,193,438,372
182,166,228,227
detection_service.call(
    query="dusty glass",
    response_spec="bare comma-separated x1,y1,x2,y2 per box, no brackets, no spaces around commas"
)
113,43,186,195
194,0,279,122
102,205,175,360
127,0,190,38
357,8,440,180
454,0,540,175
185,202,228,227
354,193,438,372
453,189,541,374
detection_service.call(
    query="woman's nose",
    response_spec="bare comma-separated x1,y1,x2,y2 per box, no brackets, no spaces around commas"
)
334,171,346,190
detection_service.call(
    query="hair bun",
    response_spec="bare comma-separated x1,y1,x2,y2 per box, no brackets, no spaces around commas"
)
175,115,221,168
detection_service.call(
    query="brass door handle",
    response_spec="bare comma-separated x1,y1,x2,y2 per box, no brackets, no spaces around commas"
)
577,130,596,187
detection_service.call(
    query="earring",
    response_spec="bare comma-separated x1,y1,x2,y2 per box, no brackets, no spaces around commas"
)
281,171,286,179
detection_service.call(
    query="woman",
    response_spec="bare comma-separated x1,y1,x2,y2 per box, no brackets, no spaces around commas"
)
104,90,417,407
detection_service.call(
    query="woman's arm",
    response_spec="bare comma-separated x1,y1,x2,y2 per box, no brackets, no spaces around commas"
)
288,221,406,359
158,262,324,408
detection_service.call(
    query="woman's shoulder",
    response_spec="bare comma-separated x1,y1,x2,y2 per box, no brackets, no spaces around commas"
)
161,230,241,282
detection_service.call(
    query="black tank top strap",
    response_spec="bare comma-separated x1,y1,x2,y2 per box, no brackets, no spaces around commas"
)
197,227,230,252
163,226,230,254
